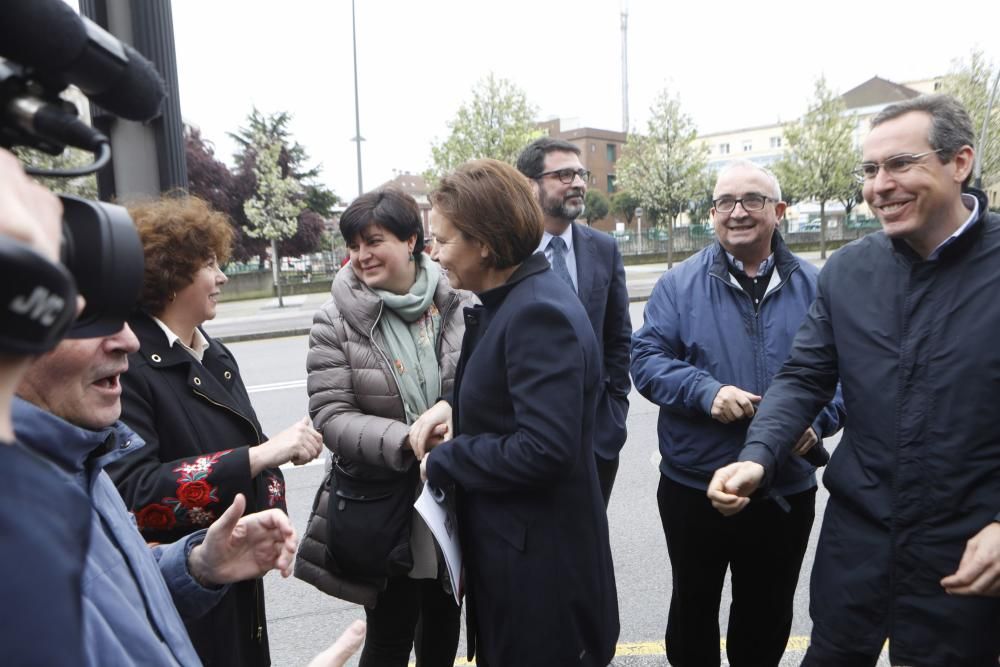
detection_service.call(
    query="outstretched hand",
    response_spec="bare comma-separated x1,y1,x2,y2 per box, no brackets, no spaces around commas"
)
188,493,298,586
706,461,765,516
941,522,1000,596
307,620,366,667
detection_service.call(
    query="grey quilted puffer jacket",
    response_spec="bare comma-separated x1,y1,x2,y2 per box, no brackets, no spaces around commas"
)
294,261,473,605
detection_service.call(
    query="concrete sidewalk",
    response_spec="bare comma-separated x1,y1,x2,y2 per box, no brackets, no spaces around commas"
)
206,251,830,343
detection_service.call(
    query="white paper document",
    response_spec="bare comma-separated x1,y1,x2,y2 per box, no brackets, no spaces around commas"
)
414,482,463,606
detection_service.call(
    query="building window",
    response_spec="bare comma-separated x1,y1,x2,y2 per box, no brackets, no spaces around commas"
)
743,140,753,152
770,136,782,148
607,174,617,193
606,143,616,162
590,143,596,152
719,143,730,155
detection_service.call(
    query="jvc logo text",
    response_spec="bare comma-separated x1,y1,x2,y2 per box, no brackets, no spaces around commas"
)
9,287,66,326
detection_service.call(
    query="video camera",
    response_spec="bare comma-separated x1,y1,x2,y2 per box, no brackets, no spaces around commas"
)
0,0,167,355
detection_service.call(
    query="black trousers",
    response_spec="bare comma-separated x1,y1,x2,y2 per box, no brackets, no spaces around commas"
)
595,454,620,507
359,576,461,667
657,475,815,667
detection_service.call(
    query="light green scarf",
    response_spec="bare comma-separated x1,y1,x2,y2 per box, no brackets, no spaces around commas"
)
373,255,443,424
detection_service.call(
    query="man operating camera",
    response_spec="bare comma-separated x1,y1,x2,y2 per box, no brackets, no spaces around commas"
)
0,149,300,665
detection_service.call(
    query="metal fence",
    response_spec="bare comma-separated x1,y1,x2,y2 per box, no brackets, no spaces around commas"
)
611,219,881,258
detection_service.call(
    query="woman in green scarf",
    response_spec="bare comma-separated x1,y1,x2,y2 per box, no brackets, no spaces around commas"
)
302,189,473,666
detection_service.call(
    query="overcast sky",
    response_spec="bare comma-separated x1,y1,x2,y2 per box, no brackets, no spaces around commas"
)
167,0,1000,199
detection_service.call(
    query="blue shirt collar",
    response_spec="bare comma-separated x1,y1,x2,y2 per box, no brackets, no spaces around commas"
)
725,251,775,277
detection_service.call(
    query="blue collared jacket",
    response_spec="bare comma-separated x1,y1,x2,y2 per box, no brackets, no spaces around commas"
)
631,235,845,496
12,397,226,666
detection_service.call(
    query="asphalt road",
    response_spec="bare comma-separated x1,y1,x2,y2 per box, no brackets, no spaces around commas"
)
231,300,888,666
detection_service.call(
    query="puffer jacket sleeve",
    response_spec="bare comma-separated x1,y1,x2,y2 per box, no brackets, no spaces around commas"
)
306,303,413,472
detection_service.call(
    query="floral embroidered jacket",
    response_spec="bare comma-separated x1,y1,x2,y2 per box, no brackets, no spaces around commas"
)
107,311,284,667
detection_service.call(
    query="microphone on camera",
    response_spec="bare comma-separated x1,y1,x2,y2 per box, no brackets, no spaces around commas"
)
0,0,166,122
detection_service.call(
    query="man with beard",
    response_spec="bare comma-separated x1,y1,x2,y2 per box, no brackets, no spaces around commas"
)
710,96,1000,666
632,160,844,666
516,138,632,505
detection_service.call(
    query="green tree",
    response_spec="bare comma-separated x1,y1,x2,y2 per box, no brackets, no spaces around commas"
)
772,76,858,258
15,147,99,199
231,109,337,266
610,190,640,226
617,89,709,266
582,190,610,225
940,49,1000,190
425,73,543,182
686,168,716,228
230,107,319,181
243,131,302,307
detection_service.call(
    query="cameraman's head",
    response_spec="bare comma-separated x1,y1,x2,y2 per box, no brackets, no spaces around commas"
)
17,325,139,430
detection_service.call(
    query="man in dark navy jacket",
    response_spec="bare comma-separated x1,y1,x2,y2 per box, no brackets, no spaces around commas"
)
517,137,632,505
632,159,844,666
710,95,1000,666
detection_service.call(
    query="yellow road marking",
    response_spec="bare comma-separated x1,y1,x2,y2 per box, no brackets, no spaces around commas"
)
408,636,816,665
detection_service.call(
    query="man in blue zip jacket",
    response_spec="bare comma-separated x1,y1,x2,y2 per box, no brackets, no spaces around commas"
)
710,95,1000,666
631,159,844,666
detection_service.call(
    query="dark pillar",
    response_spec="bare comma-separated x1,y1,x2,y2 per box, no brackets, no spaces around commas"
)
79,0,187,203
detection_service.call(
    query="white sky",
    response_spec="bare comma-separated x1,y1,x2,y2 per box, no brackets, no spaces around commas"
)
167,0,1000,199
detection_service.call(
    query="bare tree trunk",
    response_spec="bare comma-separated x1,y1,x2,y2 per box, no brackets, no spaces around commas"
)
819,200,827,260
271,238,284,308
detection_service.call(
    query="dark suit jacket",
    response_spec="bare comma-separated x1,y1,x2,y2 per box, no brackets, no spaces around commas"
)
427,254,619,666
572,222,632,460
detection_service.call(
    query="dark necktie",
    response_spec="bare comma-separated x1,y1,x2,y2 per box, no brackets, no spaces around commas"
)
548,236,575,293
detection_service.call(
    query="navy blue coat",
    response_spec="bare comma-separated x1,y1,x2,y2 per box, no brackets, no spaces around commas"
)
426,253,619,666
571,222,632,461
742,190,1000,665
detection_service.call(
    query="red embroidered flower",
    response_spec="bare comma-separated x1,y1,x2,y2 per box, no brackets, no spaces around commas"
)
135,504,177,531
266,475,285,508
176,480,215,508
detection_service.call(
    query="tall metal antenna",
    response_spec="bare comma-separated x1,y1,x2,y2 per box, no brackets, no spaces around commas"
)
621,1,629,134
351,0,364,196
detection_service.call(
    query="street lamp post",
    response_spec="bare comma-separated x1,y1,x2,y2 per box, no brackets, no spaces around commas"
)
635,206,643,255
350,0,364,197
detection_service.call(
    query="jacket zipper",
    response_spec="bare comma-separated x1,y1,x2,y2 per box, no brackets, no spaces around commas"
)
254,578,263,643
711,262,798,392
191,387,266,645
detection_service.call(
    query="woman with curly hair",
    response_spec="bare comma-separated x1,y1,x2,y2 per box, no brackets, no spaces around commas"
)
107,195,323,667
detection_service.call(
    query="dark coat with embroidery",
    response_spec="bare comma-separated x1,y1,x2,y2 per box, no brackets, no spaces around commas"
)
740,190,1000,665
108,310,285,667
426,254,619,666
